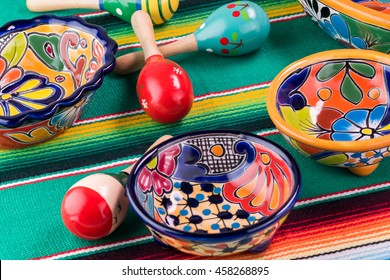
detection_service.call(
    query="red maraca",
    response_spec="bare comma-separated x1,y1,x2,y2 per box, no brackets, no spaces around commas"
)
61,135,171,240
61,172,129,240
133,10,194,124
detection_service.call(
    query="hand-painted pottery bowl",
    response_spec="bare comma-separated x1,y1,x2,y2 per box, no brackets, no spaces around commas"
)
298,0,390,54
126,130,301,256
0,15,117,149
267,49,390,176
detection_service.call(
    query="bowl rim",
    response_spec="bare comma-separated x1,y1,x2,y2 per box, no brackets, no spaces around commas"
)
304,0,390,28
267,49,390,153
0,15,118,128
126,129,301,243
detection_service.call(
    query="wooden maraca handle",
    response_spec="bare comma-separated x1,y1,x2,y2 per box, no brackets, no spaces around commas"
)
26,0,99,12
115,34,197,74
131,10,163,60
122,135,172,174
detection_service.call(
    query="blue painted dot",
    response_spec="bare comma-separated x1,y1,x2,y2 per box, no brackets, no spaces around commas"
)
214,187,221,194
222,204,231,211
351,153,361,158
180,209,189,216
183,225,192,232
174,195,182,202
202,209,211,216
374,152,382,158
232,222,241,229
157,208,166,215
248,216,256,222
174,182,181,189
211,224,220,230
196,194,205,201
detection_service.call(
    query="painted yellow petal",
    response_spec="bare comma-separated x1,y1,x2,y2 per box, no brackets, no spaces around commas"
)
16,79,41,92
317,154,348,165
291,138,310,156
0,104,4,116
8,103,21,117
379,123,390,132
146,157,158,170
20,88,56,101
280,105,317,134
15,99,46,111
5,126,54,144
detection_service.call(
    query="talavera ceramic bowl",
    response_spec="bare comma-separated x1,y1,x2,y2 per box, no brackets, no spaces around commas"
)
298,0,390,54
127,130,301,256
0,15,117,149
267,49,390,176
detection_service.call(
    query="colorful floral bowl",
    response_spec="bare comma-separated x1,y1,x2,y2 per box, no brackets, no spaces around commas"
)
267,49,390,176
0,15,117,149
298,0,390,54
126,130,301,256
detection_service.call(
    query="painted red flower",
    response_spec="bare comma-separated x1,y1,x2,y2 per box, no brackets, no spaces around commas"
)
137,145,181,196
0,56,22,90
223,144,294,216
85,40,105,81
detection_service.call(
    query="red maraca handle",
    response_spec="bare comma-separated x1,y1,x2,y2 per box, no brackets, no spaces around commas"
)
115,34,198,74
132,11,194,124
131,10,161,60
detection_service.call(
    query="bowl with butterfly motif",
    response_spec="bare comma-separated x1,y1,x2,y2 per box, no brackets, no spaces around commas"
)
126,130,301,256
0,15,117,149
267,49,390,176
298,0,390,54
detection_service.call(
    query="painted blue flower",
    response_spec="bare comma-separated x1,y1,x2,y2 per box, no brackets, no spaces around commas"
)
49,92,93,129
319,14,367,49
331,105,389,141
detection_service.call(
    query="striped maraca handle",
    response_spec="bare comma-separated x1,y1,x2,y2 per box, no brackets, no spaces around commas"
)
26,0,180,25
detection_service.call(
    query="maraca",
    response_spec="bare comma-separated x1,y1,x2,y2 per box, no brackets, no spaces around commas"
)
133,10,194,124
61,135,171,240
26,0,179,25
115,1,270,74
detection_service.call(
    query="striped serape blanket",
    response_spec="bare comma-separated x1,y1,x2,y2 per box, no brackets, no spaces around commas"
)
0,0,389,260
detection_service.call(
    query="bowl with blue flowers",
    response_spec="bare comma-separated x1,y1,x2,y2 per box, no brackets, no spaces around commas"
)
267,49,390,176
126,130,301,256
0,15,117,148
298,0,390,54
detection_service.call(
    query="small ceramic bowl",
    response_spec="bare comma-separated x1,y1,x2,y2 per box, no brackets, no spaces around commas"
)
298,0,390,54
0,15,117,149
127,130,301,256
267,49,390,176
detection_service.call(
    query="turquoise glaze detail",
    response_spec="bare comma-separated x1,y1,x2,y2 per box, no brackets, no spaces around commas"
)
194,1,270,56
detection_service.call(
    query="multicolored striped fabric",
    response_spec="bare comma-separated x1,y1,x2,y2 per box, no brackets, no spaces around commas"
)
1,0,389,260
